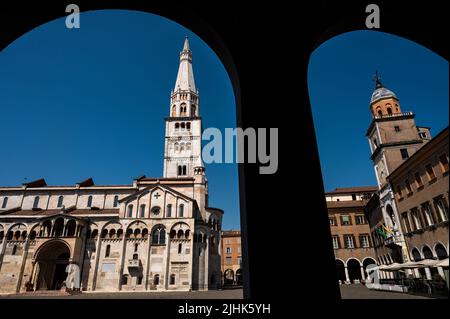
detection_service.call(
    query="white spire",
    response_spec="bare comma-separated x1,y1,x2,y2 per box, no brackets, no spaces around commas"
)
174,37,196,92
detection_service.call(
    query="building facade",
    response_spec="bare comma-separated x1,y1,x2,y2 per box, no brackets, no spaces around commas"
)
388,127,449,280
0,38,223,294
220,230,242,286
326,187,377,283
365,74,432,267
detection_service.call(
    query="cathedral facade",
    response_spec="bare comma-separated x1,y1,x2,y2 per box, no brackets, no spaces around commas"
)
0,38,223,294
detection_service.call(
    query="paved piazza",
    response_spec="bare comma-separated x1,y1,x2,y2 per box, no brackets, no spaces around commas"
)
0,288,244,299
340,285,432,299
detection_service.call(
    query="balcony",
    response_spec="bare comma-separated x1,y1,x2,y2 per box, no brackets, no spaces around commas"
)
127,259,141,269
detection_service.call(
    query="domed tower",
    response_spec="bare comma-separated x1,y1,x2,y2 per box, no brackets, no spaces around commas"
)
366,72,430,189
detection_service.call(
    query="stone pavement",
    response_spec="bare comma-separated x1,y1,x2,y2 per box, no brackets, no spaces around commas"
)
340,284,432,299
0,288,244,299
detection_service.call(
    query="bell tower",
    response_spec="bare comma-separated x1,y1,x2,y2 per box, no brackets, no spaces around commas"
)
366,72,430,188
163,37,204,178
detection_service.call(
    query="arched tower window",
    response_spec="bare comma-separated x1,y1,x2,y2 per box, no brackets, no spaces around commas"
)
186,122,191,130
175,122,180,131
180,103,187,116
377,110,382,117
113,195,119,207
171,105,176,117
182,165,187,175
387,107,392,115
178,243,182,254
191,105,196,116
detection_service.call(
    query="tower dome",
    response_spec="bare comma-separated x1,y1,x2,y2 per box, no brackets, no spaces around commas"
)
369,71,401,117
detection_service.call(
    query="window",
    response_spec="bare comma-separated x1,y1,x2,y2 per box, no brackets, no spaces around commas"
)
426,164,436,181
178,243,182,254
105,245,111,258
87,195,93,208
1,197,8,209
401,212,412,233
439,154,449,173
137,276,143,285
154,274,160,285
12,245,17,255
405,180,413,195
225,257,232,265
33,196,40,209
355,215,366,225
415,172,423,188
113,195,119,207
394,126,401,132
373,138,378,147
170,274,176,285
166,204,172,217
421,203,434,226
351,194,357,200
237,247,241,253
140,205,146,218
411,208,422,230
182,165,187,175
434,197,449,222
396,186,403,200
122,274,128,285
57,196,64,208
151,206,161,216
226,239,231,244
332,236,339,249
387,107,392,115
178,204,184,217
127,205,133,218
329,217,336,226
359,234,370,248
419,132,427,139
186,122,191,130
175,122,180,131
400,148,409,160
151,227,166,245
341,215,351,226
226,247,232,254
344,235,355,249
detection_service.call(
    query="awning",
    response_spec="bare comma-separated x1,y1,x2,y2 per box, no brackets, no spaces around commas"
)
368,258,449,272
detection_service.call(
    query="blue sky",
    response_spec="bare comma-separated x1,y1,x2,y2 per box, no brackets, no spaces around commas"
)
0,10,240,230
308,30,449,192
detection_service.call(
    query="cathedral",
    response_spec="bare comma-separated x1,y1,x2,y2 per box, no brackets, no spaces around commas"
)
0,38,223,294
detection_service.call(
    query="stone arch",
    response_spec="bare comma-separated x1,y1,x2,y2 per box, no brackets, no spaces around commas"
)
433,242,448,259
346,258,362,283
411,247,422,261
422,245,434,259
223,269,234,286
34,239,71,291
335,259,346,282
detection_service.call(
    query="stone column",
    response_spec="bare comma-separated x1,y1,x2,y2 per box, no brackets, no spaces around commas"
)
117,232,128,291
360,266,366,281
164,231,171,290
90,234,102,290
425,267,432,280
344,266,350,283
16,237,30,293
0,233,8,271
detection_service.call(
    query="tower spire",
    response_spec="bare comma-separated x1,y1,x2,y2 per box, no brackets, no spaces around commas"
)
373,70,383,89
174,36,196,92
